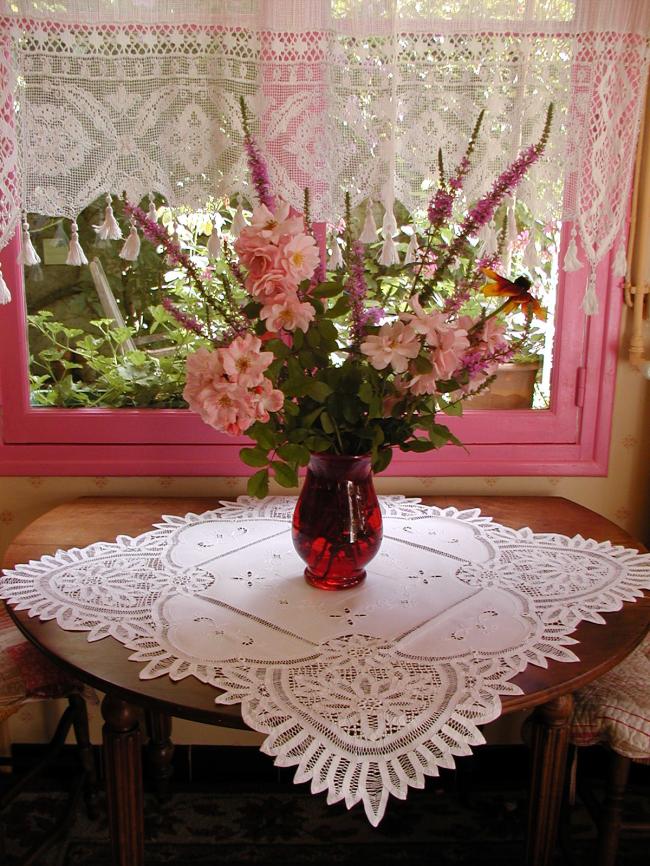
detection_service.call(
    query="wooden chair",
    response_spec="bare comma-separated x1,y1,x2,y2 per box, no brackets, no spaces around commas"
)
0,604,97,865
569,632,650,866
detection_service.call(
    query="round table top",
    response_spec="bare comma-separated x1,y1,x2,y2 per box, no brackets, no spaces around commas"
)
3,495,649,727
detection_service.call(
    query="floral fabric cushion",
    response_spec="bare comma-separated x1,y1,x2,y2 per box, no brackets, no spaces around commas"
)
0,603,79,723
570,632,650,763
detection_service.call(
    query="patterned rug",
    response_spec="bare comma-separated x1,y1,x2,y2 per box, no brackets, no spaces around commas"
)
1,747,648,865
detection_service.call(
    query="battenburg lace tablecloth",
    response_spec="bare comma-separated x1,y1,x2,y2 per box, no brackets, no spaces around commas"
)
2,497,649,824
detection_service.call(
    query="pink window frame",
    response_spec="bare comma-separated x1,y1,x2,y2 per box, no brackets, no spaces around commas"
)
0,220,621,477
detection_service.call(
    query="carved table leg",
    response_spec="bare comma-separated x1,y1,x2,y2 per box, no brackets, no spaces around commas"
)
145,710,174,802
525,693,573,866
597,751,631,866
69,692,100,819
101,694,144,866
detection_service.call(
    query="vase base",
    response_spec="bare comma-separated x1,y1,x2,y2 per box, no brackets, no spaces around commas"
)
304,567,366,591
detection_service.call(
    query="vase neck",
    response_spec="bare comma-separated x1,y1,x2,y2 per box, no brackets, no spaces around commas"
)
307,453,373,482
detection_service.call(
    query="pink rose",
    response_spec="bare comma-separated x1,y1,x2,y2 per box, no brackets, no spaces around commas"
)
252,377,284,422
260,293,315,333
185,379,255,436
279,233,320,283
360,321,421,373
247,268,297,304
250,200,304,243
220,333,275,388
184,347,224,393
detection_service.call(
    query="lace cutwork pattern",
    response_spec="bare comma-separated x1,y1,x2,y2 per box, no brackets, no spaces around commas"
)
2,496,649,824
0,4,647,288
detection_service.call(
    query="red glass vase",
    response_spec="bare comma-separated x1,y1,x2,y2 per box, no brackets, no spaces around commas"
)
291,453,383,590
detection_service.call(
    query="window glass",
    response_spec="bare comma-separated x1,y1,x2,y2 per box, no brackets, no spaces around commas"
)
24,195,558,413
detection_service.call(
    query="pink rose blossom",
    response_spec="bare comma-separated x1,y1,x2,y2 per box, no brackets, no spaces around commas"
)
250,200,303,244
279,233,320,282
251,377,284,421
432,328,470,379
184,347,224,392
235,234,281,280
247,268,297,303
220,333,274,388
402,296,450,345
261,293,315,333
475,317,508,353
409,327,470,394
360,321,421,373
185,379,255,436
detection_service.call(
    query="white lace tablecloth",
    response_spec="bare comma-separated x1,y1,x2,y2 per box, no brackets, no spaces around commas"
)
2,496,649,825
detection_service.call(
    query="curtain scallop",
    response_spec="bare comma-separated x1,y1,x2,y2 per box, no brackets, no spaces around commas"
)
0,0,648,311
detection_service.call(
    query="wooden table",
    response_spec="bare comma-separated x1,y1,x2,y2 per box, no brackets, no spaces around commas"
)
3,496,649,866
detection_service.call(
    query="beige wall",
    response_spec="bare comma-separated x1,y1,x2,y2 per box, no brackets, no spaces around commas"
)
1,304,648,747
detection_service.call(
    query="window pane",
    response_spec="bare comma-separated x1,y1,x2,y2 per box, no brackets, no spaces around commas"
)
24,195,557,411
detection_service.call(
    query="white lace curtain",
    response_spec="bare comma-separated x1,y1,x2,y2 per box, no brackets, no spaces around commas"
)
0,0,649,312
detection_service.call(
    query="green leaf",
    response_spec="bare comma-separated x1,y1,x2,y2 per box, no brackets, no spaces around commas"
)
402,439,436,452
304,380,334,402
320,411,335,434
304,434,332,452
325,296,350,319
277,444,311,466
342,399,360,424
428,424,453,447
39,348,66,362
317,319,338,342
312,281,343,298
249,424,277,451
358,382,374,403
239,447,270,468
298,349,316,368
372,448,393,473
264,338,291,359
247,468,269,498
305,328,321,348
292,329,305,350
272,461,298,488
440,400,463,416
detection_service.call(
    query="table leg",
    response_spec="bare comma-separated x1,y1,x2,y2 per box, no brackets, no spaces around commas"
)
525,693,573,866
101,694,144,866
145,710,174,801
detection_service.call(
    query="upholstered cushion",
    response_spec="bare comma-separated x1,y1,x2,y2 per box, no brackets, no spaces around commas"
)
570,632,650,763
0,603,79,723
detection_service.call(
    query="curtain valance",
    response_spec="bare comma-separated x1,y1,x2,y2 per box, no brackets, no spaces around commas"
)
0,0,649,312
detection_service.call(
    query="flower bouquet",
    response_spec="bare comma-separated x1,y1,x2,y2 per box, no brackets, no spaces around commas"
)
126,100,551,588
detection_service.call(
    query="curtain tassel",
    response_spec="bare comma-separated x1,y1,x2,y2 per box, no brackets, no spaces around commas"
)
66,221,89,266
381,201,398,239
119,223,141,261
359,202,378,243
404,229,419,265
378,234,400,266
230,203,246,237
20,217,41,266
148,196,158,223
582,269,599,316
327,236,344,270
507,202,518,247
207,225,222,258
93,194,123,241
523,238,538,271
563,226,583,272
0,264,11,304
480,223,498,258
612,241,627,280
